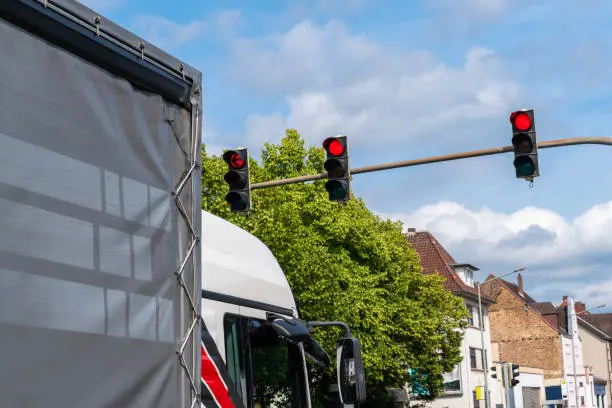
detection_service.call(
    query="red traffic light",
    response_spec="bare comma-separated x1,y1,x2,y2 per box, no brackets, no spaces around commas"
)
223,150,246,169
323,137,345,157
510,111,532,132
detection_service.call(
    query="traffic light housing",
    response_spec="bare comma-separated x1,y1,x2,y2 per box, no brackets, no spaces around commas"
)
322,135,350,203
510,363,520,387
222,148,251,212
510,109,539,180
490,365,499,380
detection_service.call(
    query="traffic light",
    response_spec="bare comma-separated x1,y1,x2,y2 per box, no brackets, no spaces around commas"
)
222,148,251,212
510,109,539,180
510,363,520,387
490,365,499,380
322,135,350,203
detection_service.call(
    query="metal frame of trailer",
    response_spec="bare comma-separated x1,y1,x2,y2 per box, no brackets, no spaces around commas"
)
0,1,202,406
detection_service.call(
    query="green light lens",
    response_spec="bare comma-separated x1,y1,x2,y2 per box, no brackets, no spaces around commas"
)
226,192,248,211
330,185,347,199
514,157,535,177
325,180,348,200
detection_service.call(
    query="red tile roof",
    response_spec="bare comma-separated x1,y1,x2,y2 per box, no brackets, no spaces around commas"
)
533,301,557,315
405,231,495,303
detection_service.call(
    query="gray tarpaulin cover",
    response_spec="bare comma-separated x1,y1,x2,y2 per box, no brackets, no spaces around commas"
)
0,15,196,408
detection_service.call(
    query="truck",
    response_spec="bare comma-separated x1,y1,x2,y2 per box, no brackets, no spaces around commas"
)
0,1,365,407
200,210,366,408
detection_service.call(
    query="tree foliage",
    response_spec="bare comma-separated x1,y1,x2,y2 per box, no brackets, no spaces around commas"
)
201,130,469,405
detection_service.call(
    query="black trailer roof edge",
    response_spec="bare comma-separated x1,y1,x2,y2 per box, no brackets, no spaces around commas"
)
0,0,202,108
202,290,295,317
48,0,201,83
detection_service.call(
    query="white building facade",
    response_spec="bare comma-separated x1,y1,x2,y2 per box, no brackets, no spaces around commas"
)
493,366,545,408
561,297,597,408
419,266,501,408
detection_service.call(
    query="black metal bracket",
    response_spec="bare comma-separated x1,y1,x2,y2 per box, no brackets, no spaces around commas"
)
307,321,351,338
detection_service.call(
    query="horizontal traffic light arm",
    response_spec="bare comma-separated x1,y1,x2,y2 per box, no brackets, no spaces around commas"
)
250,137,612,190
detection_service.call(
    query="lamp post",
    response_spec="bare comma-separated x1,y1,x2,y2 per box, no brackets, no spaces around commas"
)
477,266,526,408
576,304,605,316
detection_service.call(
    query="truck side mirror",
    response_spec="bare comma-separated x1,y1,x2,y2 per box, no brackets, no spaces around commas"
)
268,316,330,366
336,337,366,404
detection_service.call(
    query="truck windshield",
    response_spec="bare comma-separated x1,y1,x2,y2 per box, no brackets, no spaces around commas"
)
223,316,308,408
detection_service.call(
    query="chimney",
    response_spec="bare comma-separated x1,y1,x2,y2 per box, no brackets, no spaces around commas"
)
406,228,416,237
563,295,568,303
517,273,523,293
575,302,586,315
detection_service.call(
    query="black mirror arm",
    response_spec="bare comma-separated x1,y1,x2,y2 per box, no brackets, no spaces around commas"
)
306,321,351,338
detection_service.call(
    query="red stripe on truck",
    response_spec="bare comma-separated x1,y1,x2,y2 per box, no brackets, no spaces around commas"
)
201,344,235,408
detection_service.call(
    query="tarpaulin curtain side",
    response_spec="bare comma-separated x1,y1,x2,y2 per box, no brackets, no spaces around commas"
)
0,17,195,408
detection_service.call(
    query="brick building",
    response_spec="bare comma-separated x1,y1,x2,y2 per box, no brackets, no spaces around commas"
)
406,229,499,408
483,275,596,408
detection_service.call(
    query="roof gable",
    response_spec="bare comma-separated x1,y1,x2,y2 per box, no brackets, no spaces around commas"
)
484,275,563,334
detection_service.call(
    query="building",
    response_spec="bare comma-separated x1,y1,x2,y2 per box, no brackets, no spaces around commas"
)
536,298,612,408
406,229,500,408
493,364,544,408
578,311,612,408
483,274,597,408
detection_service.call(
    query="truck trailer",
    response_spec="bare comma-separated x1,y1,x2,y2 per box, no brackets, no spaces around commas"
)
0,1,365,407
0,1,203,406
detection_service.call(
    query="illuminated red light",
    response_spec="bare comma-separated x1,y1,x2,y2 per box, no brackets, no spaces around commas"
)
324,138,345,157
510,111,532,132
229,152,245,169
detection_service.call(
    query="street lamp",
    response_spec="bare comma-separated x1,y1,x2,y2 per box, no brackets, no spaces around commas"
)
477,266,526,408
577,304,606,315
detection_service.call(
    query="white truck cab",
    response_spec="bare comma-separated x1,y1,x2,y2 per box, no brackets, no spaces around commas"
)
199,210,366,408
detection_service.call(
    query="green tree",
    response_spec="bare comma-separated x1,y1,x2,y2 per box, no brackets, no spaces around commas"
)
201,130,469,406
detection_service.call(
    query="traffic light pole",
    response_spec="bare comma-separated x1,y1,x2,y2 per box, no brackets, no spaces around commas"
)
249,137,612,190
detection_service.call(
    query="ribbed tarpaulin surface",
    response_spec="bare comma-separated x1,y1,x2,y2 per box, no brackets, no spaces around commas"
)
0,10,200,408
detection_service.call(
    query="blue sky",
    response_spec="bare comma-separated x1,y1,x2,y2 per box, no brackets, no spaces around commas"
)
84,0,612,311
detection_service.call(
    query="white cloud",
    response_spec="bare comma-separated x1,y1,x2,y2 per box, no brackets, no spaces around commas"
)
131,15,207,50
130,10,241,51
228,20,520,149
424,0,511,19
380,201,612,266
379,201,612,308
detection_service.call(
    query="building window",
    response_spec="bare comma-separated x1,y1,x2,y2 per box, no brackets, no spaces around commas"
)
466,304,482,328
442,364,462,394
464,269,474,287
466,305,474,326
469,348,483,370
468,305,482,329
